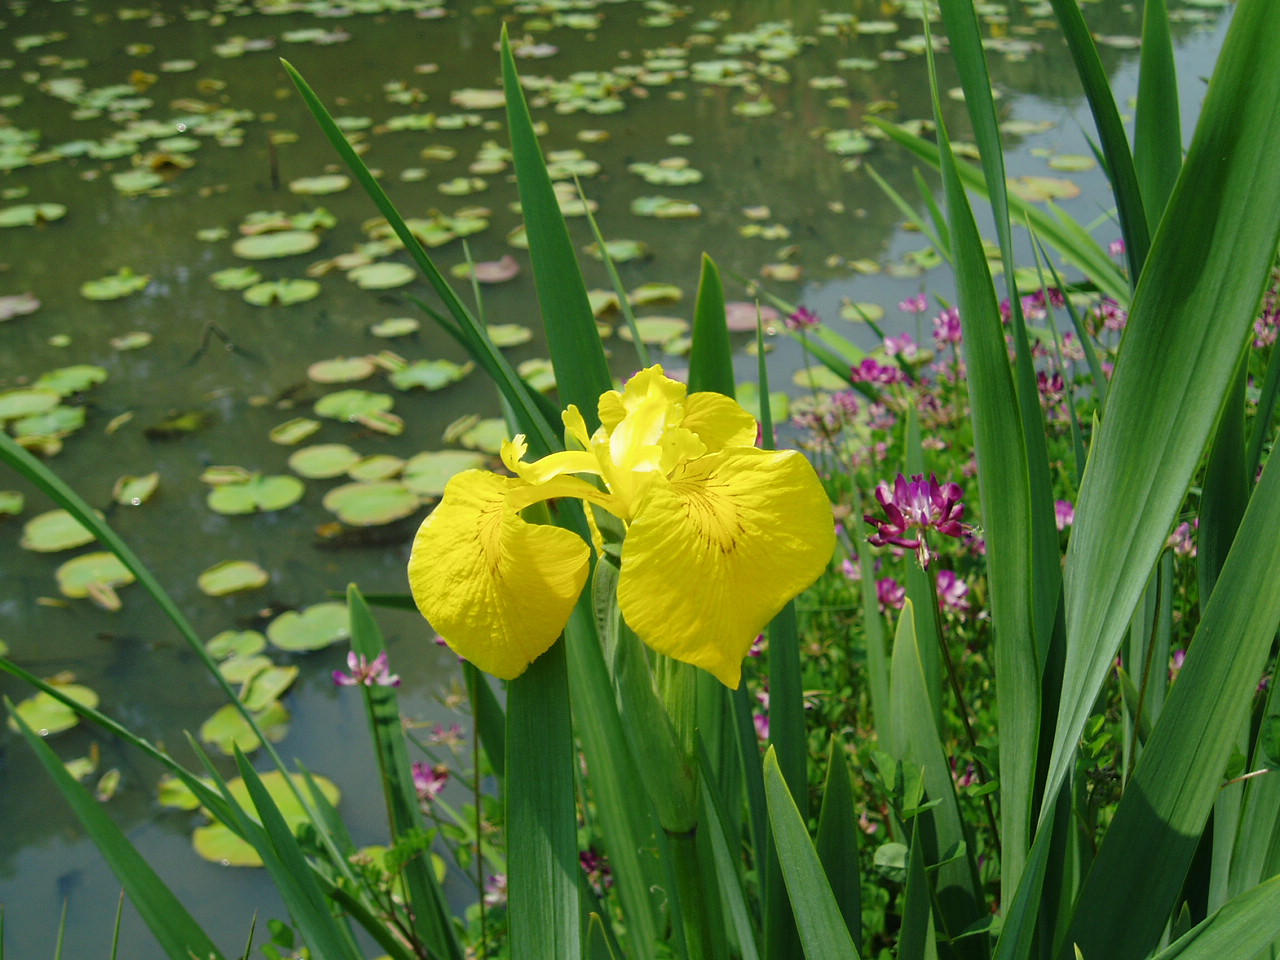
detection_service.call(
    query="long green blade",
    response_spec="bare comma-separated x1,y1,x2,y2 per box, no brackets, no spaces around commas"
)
500,28,611,427
815,738,861,949
763,747,862,960
688,253,733,396
1044,0,1280,818
1151,874,1280,960
1133,0,1181,228
7,702,225,960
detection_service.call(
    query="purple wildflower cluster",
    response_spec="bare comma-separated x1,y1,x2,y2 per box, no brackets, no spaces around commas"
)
850,357,909,385
332,651,400,688
865,473,968,569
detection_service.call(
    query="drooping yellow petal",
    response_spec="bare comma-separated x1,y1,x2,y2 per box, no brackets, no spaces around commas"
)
681,392,759,452
598,365,686,433
617,448,834,687
408,470,590,680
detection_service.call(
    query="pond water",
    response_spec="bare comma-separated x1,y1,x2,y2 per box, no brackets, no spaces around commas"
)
0,0,1231,955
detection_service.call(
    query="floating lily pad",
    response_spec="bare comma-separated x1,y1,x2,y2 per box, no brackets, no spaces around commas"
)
0,490,24,515
629,282,683,305
323,481,420,526
1046,153,1096,172
287,443,360,479
450,255,520,283
81,267,151,301
266,602,349,652
347,455,404,482
198,560,270,597
308,356,375,383
206,629,267,660
112,472,159,505
55,552,135,609
734,381,790,424
111,169,165,196
156,774,204,811
242,667,299,713
438,176,487,197
631,196,701,218
34,365,107,395
583,239,648,262
402,450,489,497
1008,175,1082,202
110,331,153,350
486,323,533,347
192,771,337,867
792,365,851,391
288,174,350,195
8,684,100,736
314,389,394,422
0,292,41,320
21,509,97,552
0,203,66,227
823,129,873,156
198,700,290,757
450,88,505,109
209,266,263,290
207,474,305,515
453,417,508,454
243,278,321,305
370,316,420,338
840,301,887,323
13,404,86,440
232,230,320,260
388,359,474,391
219,655,272,685
347,262,415,290
268,417,321,445
618,316,689,346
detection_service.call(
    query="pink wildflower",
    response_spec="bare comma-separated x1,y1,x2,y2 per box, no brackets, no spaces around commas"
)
333,651,401,687
865,473,968,568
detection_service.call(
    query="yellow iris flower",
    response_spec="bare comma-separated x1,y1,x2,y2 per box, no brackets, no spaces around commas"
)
407,365,834,688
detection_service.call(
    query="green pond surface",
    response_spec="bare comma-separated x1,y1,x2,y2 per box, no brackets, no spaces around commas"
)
0,0,1230,955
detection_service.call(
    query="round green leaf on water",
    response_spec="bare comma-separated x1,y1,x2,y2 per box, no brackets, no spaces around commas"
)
314,389,394,422
267,602,349,651
157,774,204,811
242,666,299,712
388,359,474,391
322,481,420,526
1008,175,1082,202
209,266,263,290
618,316,689,345
288,174,350,195
370,316,419,338
197,559,270,596
268,417,321,446
218,655,271,685
0,490,24,515
110,331,153,350
8,684,100,736
55,552,135,608
34,365,107,395
21,509,97,552
347,454,404,481
231,230,320,260
288,443,361,479
205,629,267,660
840,301,886,323
628,282,683,305
307,356,375,383
792,365,850,391
0,389,60,422
402,450,489,497
198,699,289,757
80,268,151,301
112,472,160,505
347,262,415,290
485,323,533,347
13,405,85,440
207,474,305,515
0,292,41,321
242,279,321,306
0,203,67,227
456,417,508,454
193,770,336,867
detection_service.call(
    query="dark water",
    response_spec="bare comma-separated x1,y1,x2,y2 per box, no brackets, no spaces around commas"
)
0,0,1230,955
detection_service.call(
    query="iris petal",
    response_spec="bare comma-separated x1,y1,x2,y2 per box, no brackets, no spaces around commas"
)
617,448,834,687
681,392,759,451
408,470,590,680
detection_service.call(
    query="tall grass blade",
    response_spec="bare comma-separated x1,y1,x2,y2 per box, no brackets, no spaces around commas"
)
1150,873,1280,960
464,663,506,779
701,779,762,960
763,747,862,960
815,738,862,949
689,253,733,396
1044,0,1280,817
1197,361,1249,603
500,28,611,424
899,817,939,960
1044,0,1150,277
1066,441,1280,959
6,702,226,960
1133,0,1182,230
923,21,1040,901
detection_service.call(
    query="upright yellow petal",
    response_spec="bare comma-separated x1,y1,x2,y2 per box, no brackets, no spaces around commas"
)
408,470,590,680
681,392,759,452
617,448,834,687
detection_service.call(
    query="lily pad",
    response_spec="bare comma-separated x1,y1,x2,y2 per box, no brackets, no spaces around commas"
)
55,552,135,609
232,230,320,260
0,203,67,227
631,196,702,218
8,684,100,736
388,359,474,392
21,509,97,552
1008,175,1082,202
450,88,506,109
192,771,337,867
198,699,290,757
0,490,24,515
840,301,887,323
347,262,415,290
486,323,533,347
112,472,160,505
370,317,420,338
454,417,508,454
206,629,267,659
218,655,272,685
110,331,153,350
241,667,299,713
618,316,690,346
209,266,263,290
308,356,375,383
268,417,321,445
347,455,404,481
207,474,305,515
583,239,648,262
34,365,107,395
323,481,420,526
288,174,350,195
1047,153,1096,172
402,450,489,497
734,380,791,424
792,365,851,391
197,560,270,597
314,389,394,422
289,443,362,479
243,279,321,305
450,255,520,283
12,405,86,440
111,169,165,196
0,292,41,320
81,267,151,300
266,602,349,652
629,282,683,305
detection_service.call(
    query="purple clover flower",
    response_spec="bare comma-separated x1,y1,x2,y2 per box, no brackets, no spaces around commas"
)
785,306,821,330
876,577,906,612
333,651,401,687
899,293,929,314
411,761,449,803
933,307,962,347
850,357,909,385
935,569,970,616
1054,500,1075,531
865,473,967,568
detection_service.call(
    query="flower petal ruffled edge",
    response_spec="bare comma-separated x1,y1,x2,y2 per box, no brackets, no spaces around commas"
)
408,470,590,680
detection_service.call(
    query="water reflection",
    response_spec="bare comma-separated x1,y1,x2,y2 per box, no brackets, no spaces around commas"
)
0,0,1228,955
